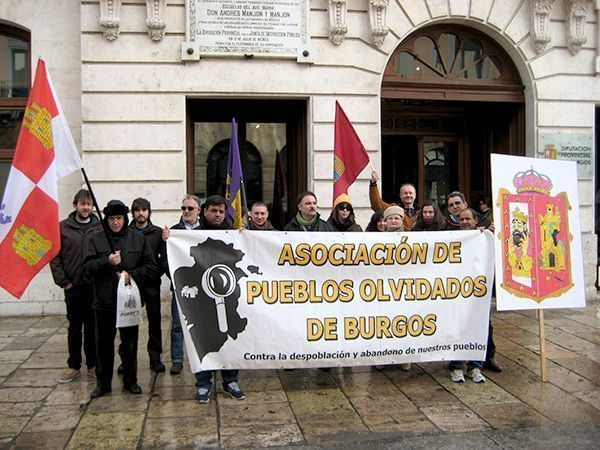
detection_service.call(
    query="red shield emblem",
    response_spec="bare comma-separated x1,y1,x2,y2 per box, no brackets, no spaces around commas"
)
498,167,573,302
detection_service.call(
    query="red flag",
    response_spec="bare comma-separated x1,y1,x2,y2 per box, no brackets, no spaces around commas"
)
333,101,369,204
0,59,82,298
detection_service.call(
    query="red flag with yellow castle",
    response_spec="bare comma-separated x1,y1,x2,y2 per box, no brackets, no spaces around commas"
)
0,59,82,298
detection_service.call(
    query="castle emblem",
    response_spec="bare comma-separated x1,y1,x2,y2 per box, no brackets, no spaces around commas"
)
23,102,54,150
497,167,572,302
12,225,52,265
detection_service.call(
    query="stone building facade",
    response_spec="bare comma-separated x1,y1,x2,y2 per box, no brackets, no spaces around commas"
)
0,0,598,314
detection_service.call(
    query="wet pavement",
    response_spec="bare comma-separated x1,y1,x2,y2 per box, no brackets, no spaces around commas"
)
0,298,599,449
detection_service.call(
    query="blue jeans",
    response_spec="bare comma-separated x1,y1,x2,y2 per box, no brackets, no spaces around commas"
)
449,360,484,371
170,294,184,363
195,369,239,389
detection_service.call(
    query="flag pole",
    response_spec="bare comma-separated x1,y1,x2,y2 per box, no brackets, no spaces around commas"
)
81,168,115,253
538,308,548,382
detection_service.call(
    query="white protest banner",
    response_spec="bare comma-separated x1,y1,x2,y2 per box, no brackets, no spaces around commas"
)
491,154,585,311
167,229,495,372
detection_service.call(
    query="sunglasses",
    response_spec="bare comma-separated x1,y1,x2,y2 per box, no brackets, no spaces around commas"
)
181,206,197,212
337,204,352,211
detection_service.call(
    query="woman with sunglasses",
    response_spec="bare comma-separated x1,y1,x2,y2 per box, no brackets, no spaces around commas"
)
327,194,363,232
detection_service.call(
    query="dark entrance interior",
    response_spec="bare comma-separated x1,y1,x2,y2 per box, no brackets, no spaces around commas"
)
187,99,307,229
381,100,524,211
381,24,526,212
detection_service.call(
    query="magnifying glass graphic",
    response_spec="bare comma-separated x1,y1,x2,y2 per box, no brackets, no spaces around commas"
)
201,264,236,333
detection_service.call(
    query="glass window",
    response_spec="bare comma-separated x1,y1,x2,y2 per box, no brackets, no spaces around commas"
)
0,25,30,201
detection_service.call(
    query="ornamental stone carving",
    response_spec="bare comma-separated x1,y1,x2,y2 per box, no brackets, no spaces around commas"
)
328,0,348,46
529,0,554,53
99,0,122,41
146,0,167,41
368,0,389,47
566,0,592,54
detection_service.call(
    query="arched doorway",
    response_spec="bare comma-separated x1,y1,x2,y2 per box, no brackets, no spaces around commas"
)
381,25,525,211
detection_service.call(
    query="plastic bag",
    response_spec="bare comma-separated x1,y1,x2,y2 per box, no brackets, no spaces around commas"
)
116,273,143,328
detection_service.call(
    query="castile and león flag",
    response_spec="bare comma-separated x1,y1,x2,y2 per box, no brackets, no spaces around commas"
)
0,59,82,298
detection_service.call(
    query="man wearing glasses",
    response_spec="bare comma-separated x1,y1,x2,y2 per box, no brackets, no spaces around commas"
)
162,195,203,375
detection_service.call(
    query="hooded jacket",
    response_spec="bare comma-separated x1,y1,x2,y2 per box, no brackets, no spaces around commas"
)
50,211,100,288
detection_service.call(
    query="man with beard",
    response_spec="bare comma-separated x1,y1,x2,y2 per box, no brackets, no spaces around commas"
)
117,198,165,373
246,202,275,230
284,191,333,232
163,195,246,403
83,200,158,398
508,207,533,277
51,189,99,383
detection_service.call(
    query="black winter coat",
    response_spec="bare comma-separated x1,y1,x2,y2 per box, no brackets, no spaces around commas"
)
128,220,165,296
50,212,100,288
83,226,158,311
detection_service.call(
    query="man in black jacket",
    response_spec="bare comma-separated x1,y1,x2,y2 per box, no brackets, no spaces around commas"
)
119,198,166,373
51,189,99,383
283,191,333,232
83,200,158,398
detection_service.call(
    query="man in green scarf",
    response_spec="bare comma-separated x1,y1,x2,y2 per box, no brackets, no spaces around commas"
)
283,191,334,232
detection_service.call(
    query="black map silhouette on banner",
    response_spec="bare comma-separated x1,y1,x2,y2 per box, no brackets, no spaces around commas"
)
173,238,248,362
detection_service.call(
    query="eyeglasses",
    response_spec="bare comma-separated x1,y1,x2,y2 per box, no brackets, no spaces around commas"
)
181,206,196,212
337,204,352,211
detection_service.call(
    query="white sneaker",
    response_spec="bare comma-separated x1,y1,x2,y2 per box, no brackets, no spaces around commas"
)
467,368,486,383
450,369,465,383
400,363,411,371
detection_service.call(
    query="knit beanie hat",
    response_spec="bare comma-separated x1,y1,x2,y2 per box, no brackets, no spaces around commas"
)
333,193,353,209
383,205,404,220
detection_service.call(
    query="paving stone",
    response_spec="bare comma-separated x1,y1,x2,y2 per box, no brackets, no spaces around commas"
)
219,389,287,405
420,405,490,432
45,382,95,406
23,405,83,432
0,387,52,403
238,376,282,392
11,430,72,449
21,327,59,338
0,402,40,417
3,369,64,387
0,416,29,438
471,403,551,429
152,385,195,401
67,412,144,449
362,412,438,433
299,412,368,439
148,399,217,418
152,371,197,387
288,389,356,417
347,393,415,416
3,337,48,351
334,370,403,397
551,356,600,384
142,416,218,448
220,423,304,447
397,380,462,407
86,393,150,413
430,373,520,408
279,369,339,390
0,350,34,364
572,390,600,409
20,352,68,369
219,401,296,425
0,364,18,377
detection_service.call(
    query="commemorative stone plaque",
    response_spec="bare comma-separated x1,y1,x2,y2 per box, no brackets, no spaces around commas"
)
182,0,311,63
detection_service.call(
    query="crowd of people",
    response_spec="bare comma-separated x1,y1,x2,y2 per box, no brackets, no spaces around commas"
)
50,171,501,403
